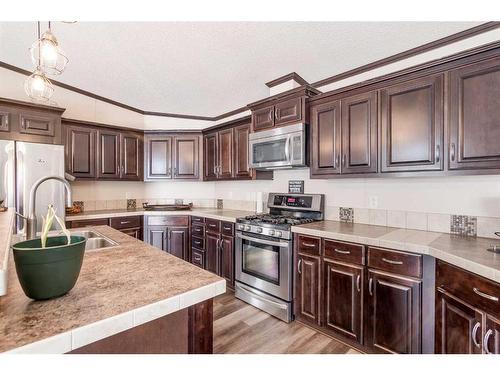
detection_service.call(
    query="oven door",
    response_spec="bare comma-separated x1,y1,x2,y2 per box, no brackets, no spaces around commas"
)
235,231,292,301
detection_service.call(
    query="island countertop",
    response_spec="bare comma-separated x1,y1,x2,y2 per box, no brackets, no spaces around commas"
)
0,225,225,354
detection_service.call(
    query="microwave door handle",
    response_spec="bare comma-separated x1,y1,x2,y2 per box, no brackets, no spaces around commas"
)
285,136,291,162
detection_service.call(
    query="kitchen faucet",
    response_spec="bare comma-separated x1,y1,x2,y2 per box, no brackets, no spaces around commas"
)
26,176,73,239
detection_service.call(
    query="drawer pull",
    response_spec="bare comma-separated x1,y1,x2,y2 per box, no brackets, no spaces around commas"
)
223,226,231,230
472,322,481,348
473,287,499,302
120,221,131,224
334,248,351,255
194,255,202,261
382,257,403,265
194,240,201,245
208,224,217,228
484,329,493,354
301,242,317,248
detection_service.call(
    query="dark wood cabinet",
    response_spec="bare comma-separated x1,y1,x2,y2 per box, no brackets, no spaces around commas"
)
167,227,188,260
448,57,500,170
252,105,274,131
0,108,10,132
97,129,121,179
120,227,142,239
145,134,199,181
64,124,97,178
341,91,378,174
217,128,234,179
310,100,341,176
203,132,218,180
295,253,321,326
484,315,500,354
274,97,302,126
219,235,234,288
121,132,143,180
205,232,220,274
233,123,252,178
146,226,167,251
323,259,363,343
19,111,58,137
145,216,189,260
365,270,422,354
380,74,444,173
66,218,109,228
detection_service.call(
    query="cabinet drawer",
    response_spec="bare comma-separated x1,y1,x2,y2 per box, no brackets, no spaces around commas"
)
191,223,205,237
437,261,500,317
191,216,205,224
221,221,234,236
324,239,365,265
146,215,189,226
110,216,142,230
297,235,321,256
68,218,109,228
191,236,205,250
205,218,221,233
192,248,206,268
367,247,422,278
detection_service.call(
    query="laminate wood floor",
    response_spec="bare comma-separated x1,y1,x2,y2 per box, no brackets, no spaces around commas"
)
213,292,360,354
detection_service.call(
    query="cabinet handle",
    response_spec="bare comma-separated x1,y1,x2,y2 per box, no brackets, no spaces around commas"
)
450,143,456,162
194,240,201,245
334,248,350,255
208,223,217,228
472,322,481,348
301,242,317,248
174,167,177,176
213,166,217,175
335,154,340,168
382,257,403,265
369,277,373,296
194,255,202,261
342,154,346,167
20,120,26,129
484,329,493,354
167,167,171,176
436,144,441,163
297,259,302,274
473,287,499,302
268,110,273,122
356,275,361,293
120,221,131,225
274,108,279,120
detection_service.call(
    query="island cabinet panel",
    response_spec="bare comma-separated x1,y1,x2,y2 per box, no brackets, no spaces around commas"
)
97,128,121,179
146,227,167,250
364,270,422,354
167,227,189,260
121,132,143,181
64,124,97,178
380,74,444,173
110,216,143,239
205,232,220,274
341,91,378,174
310,100,341,176
145,217,189,261
323,259,364,344
448,56,500,170
66,218,109,228
295,253,321,326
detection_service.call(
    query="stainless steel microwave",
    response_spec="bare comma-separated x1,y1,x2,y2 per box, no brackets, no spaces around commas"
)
248,123,306,169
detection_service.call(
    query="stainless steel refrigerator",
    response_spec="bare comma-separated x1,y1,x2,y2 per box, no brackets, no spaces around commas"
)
0,140,66,233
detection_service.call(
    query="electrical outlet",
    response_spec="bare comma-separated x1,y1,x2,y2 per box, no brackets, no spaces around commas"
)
369,196,378,209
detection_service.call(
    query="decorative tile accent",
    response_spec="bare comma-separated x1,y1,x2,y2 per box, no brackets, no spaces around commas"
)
217,199,223,209
127,199,137,210
73,201,84,212
174,199,184,205
450,215,477,237
339,207,354,223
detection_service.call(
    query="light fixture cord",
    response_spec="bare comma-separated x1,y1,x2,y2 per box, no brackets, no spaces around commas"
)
37,21,41,69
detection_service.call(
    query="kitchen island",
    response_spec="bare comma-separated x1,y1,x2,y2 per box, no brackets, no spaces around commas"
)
0,222,225,354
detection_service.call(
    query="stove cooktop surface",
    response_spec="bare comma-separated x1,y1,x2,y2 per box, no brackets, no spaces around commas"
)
239,214,317,226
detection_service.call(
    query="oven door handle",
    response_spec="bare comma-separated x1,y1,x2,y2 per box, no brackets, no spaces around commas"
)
237,233,289,247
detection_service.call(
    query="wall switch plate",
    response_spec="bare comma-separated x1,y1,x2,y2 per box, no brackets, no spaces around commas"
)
369,196,378,209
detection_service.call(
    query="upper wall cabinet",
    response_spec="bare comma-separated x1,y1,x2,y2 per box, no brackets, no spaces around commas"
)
0,98,65,144
144,133,200,181
380,74,444,173
64,123,97,179
448,56,500,170
249,86,320,132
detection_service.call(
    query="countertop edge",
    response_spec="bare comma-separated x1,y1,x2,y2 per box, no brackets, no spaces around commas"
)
4,279,226,354
0,209,14,296
291,225,500,284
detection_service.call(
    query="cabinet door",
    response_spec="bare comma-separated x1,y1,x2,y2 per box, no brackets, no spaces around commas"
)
64,124,96,178
0,109,11,132
484,315,500,355
192,248,206,269
97,129,121,179
121,132,143,180
145,136,172,180
449,57,500,170
203,132,218,180
435,287,484,354
275,97,302,126
310,100,341,176
365,270,422,354
146,226,167,251
341,91,378,174
219,235,234,288
295,254,321,326
380,75,444,172
205,232,220,274
19,111,57,137
323,260,363,343
218,128,234,179
233,122,252,179
120,227,142,240
173,136,199,180
252,105,274,131
167,226,188,260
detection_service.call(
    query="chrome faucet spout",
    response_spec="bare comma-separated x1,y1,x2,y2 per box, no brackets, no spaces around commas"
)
27,176,73,239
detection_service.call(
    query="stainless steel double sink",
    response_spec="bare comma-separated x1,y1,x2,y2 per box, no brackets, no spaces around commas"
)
69,229,118,251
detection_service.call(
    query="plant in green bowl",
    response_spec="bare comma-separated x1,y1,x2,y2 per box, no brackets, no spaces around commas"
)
12,205,87,300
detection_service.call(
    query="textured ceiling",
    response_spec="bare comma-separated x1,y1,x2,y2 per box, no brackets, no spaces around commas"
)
0,22,481,116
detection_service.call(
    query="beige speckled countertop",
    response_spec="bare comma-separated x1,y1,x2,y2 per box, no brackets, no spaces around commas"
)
66,208,256,223
0,209,14,295
0,225,225,353
292,221,500,283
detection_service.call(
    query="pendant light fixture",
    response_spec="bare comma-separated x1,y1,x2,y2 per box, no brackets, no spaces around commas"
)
24,69,54,101
29,21,69,76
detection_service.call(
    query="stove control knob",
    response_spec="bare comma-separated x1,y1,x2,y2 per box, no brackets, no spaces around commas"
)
237,224,245,230
275,231,282,238
256,227,263,233
268,229,275,236
245,225,252,231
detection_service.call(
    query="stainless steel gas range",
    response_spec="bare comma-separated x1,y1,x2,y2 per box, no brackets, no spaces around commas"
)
235,192,324,322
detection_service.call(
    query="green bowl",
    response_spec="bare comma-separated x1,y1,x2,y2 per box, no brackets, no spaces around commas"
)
12,236,87,300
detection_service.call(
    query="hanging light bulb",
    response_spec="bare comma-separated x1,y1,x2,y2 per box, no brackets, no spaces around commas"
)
24,69,54,102
29,22,69,75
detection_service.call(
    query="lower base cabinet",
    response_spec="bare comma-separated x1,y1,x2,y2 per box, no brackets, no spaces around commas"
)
67,216,143,240
145,216,189,261
295,253,321,326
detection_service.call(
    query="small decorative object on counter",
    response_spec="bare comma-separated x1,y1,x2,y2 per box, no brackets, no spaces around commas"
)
0,199,6,212
142,202,193,211
11,205,86,300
